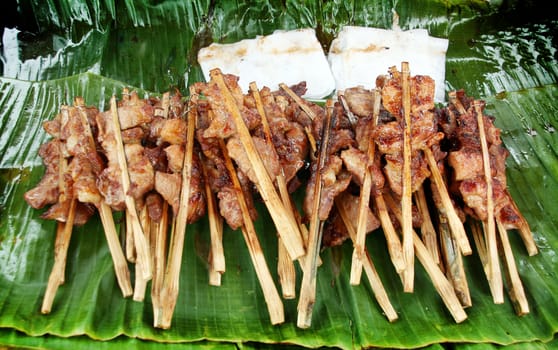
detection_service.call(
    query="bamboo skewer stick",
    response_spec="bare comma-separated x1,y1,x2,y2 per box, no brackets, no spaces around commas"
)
473,218,530,314
279,83,317,121
384,193,468,323
297,100,334,329
161,91,170,119
109,96,151,280
277,170,320,289
414,187,440,264
471,220,489,276
158,89,197,328
42,123,75,314
219,137,285,324
424,148,472,255
277,235,296,299
352,89,381,285
210,69,305,261
364,92,405,274
279,83,319,153
200,158,225,286
350,188,369,282
250,81,300,297
496,219,530,315
207,253,222,287
335,198,399,322
74,97,133,297
508,199,538,256
350,89,381,285
438,213,471,307
401,62,415,292
98,202,133,297
122,89,136,269
264,92,322,266
152,201,169,327
276,174,297,298
338,93,358,127
133,206,151,301
207,193,225,285
340,88,404,275
375,194,406,273
125,211,136,263
41,200,76,314
475,102,503,304
152,92,171,324
276,173,319,268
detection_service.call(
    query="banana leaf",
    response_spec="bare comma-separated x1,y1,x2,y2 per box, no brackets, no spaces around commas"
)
1,0,557,348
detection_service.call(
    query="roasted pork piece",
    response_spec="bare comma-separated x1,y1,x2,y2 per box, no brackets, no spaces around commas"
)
194,77,313,231
444,90,524,229
373,66,444,196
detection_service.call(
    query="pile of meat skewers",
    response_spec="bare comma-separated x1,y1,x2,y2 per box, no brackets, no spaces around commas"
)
24,64,537,329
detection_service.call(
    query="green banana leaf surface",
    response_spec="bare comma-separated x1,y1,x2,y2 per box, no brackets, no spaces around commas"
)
1,0,557,348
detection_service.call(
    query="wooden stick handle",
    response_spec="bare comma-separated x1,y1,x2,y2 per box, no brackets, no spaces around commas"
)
401,61,415,292
99,202,133,297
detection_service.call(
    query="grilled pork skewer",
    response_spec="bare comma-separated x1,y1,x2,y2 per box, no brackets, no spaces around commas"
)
496,220,529,315
209,68,305,262
158,88,198,328
249,81,298,298
109,96,152,281
474,101,503,303
150,195,169,326
73,97,133,298
297,100,334,329
220,136,285,324
25,66,537,329
41,139,76,314
348,89,381,284
201,157,225,286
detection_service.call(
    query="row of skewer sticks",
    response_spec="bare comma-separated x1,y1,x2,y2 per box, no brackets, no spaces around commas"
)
39,63,537,330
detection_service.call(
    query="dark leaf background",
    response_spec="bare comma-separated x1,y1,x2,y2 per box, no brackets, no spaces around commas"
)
0,0,557,348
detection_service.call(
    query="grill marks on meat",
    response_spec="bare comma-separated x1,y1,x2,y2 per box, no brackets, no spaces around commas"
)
26,91,207,230
193,74,261,139
193,79,313,232
96,109,154,211
196,106,258,230
227,136,281,185
374,67,444,196
126,143,155,202
116,91,155,130
24,140,63,209
26,73,531,275
445,91,522,228
303,155,352,221
322,192,381,248
259,86,309,183
154,152,206,224
150,117,188,146
25,102,104,225
303,102,354,225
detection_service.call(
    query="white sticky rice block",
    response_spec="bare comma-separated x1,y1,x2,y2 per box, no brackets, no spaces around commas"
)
328,26,449,103
198,28,336,100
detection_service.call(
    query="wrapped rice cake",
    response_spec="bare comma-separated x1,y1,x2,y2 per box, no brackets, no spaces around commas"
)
198,28,336,100
328,26,449,102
